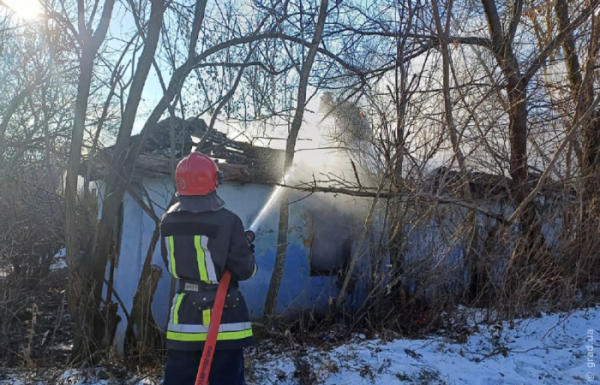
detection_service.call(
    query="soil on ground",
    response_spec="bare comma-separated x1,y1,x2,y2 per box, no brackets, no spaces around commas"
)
0,265,73,368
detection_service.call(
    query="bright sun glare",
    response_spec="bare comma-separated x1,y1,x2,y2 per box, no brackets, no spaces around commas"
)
3,0,42,20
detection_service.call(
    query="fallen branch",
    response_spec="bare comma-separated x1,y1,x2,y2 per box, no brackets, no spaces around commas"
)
277,183,510,224
470,346,510,362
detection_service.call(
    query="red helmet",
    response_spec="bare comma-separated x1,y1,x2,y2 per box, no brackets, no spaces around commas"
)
175,152,220,196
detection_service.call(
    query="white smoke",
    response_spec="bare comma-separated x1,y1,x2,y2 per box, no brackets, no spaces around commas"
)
291,92,382,189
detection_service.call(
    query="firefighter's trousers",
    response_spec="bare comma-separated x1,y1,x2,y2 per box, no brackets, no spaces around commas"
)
163,348,245,385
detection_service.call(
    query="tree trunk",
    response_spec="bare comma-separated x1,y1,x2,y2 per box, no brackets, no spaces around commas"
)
66,48,100,363
555,0,600,281
63,0,118,360
67,0,162,363
480,0,547,280
88,0,165,317
125,225,164,362
507,83,544,254
387,2,414,306
263,0,330,322
502,82,549,298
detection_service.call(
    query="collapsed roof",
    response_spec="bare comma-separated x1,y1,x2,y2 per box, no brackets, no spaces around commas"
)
84,117,285,184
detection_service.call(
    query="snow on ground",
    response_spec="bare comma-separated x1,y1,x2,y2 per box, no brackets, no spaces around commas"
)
253,304,599,384
50,248,67,270
1,305,598,385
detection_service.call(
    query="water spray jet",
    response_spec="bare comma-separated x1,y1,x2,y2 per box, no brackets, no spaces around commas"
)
248,166,295,232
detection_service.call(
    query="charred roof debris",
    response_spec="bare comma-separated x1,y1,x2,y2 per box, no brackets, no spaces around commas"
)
83,117,285,185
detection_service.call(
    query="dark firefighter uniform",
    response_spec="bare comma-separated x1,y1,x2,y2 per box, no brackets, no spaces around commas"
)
162,152,257,385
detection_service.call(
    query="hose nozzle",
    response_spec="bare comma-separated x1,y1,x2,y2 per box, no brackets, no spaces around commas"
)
244,230,255,244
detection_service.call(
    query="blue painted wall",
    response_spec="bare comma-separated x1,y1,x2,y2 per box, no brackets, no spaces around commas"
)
398,199,563,300
100,175,564,355
100,178,372,353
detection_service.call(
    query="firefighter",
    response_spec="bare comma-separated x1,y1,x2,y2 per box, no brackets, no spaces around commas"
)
161,152,257,385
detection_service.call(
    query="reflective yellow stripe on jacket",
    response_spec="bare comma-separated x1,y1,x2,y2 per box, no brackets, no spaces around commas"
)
166,236,178,279
194,235,218,284
167,322,253,342
170,293,185,324
202,309,211,325
167,329,253,342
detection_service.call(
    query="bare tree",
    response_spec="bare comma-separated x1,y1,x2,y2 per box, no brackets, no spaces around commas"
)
466,0,599,295
263,0,330,322
54,0,116,362
553,0,600,269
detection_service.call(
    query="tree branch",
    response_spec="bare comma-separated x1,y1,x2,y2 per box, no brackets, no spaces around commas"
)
279,183,510,224
77,0,87,39
206,46,256,133
480,0,505,54
193,60,292,75
91,0,116,45
188,0,208,59
330,26,492,48
506,0,524,45
523,0,600,82
555,0,583,93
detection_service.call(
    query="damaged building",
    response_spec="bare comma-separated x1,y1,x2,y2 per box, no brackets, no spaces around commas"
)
84,117,375,352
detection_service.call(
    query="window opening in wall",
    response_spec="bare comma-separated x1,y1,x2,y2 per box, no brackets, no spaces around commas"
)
309,206,354,277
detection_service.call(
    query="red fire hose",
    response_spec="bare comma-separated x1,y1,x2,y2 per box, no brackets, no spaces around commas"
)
194,270,231,385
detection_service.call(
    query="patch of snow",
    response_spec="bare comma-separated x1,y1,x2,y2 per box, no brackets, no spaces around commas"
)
0,380,24,385
0,370,162,385
49,343,73,351
132,379,160,385
250,305,600,385
51,248,67,270
1,305,598,385
50,259,67,270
